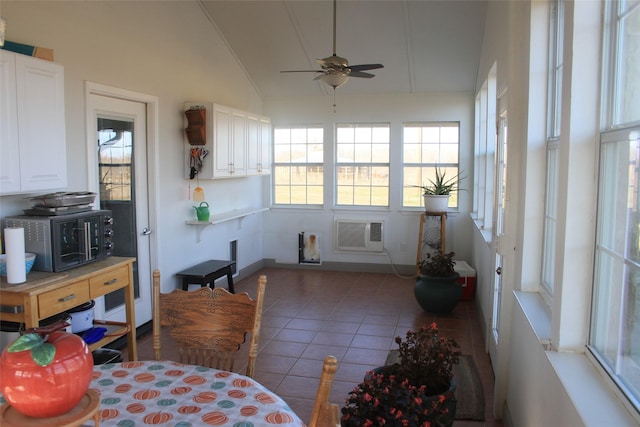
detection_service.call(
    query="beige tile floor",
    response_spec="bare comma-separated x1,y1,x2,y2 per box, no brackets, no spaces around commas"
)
123,267,502,426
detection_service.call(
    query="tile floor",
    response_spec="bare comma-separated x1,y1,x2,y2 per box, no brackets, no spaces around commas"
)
123,267,502,426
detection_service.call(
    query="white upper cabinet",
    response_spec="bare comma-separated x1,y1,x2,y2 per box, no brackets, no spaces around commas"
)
0,50,67,195
247,114,271,176
184,102,270,179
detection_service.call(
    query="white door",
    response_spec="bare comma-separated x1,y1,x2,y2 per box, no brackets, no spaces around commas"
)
86,91,154,327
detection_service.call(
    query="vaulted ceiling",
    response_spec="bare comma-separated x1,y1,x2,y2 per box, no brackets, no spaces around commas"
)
200,0,487,99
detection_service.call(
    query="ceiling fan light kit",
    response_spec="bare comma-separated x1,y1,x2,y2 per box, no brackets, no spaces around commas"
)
281,0,383,91
318,73,349,89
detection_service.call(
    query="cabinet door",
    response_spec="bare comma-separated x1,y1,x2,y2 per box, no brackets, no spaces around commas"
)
16,54,67,192
246,115,260,175
0,51,20,194
231,111,246,176
259,117,272,175
212,105,233,177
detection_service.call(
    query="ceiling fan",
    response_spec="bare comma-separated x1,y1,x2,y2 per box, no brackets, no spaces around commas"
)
280,0,384,90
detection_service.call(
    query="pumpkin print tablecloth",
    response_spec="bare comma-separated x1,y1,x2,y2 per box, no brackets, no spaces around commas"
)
86,360,304,426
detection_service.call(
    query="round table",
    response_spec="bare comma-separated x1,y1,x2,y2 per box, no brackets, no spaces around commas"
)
89,360,304,426
0,389,100,427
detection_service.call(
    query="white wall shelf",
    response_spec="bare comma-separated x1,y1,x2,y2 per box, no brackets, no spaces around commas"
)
186,207,268,225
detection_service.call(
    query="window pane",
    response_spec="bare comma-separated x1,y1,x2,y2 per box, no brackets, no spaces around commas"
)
337,185,354,205
336,124,390,207
273,126,323,205
402,124,461,209
616,4,640,124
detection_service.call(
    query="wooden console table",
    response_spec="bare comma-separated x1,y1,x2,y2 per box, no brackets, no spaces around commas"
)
0,257,137,361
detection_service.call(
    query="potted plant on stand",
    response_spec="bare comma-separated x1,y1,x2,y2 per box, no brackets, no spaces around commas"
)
341,323,461,427
418,169,464,212
415,250,462,313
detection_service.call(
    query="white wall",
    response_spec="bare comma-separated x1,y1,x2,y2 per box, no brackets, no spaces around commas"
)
0,1,267,290
263,93,475,269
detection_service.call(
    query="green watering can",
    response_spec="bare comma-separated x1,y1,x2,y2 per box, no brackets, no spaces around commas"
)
194,202,210,222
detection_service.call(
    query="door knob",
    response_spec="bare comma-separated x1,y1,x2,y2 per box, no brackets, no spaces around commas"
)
142,227,152,236
496,266,502,275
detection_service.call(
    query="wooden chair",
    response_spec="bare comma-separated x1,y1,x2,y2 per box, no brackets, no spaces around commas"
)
152,270,266,378
309,355,341,427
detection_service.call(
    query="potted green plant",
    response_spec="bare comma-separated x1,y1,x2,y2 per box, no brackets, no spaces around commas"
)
415,250,462,313
341,322,461,427
418,169,464,212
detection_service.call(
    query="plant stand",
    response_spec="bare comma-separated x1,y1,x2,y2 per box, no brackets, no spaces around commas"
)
416,212,447,275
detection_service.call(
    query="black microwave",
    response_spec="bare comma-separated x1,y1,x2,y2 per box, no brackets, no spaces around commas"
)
3,210,114,272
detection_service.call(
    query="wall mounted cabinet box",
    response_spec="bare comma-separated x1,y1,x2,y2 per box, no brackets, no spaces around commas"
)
184,102,271,179
0,50,67,195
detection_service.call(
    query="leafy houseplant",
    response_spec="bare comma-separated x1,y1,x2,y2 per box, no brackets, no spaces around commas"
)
418,169,464,212
418,250,456,277
341,323,461,427
419,169,463,196
415,250,462,313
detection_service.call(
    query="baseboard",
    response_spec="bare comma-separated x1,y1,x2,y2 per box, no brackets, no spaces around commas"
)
263,258,415,275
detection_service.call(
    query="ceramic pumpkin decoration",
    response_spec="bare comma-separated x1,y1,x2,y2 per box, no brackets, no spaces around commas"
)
0,320,93,418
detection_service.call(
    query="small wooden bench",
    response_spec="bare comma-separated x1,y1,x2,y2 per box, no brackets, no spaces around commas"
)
176,260,236,293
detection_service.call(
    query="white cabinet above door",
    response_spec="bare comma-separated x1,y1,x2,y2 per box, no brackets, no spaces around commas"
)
0,51,67,195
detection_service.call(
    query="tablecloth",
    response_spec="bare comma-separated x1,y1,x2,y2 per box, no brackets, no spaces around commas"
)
88,360,305,426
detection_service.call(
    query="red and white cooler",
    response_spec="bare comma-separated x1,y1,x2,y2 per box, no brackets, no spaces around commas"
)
454,260,477,300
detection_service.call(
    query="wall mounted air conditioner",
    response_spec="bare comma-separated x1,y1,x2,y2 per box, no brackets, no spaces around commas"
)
334,219,384,252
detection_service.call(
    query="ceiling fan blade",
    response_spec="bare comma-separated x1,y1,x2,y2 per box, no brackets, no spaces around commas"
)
280,70,325,74
349,71,376,78
348,64,384,72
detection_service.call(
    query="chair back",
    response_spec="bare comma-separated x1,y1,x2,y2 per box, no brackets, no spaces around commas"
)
152,270,266,377
309,355,340,427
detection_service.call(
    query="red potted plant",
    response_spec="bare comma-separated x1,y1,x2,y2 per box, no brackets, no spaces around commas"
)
342,323,461,427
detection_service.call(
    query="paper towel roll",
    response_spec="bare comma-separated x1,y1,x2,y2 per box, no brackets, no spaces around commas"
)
5,227,26,284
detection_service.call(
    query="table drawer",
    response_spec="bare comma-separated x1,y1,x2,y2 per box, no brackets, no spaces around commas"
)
89,265,130,298
38,281,90,319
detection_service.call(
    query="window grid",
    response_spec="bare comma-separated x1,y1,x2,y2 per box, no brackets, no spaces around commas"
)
591,0,640,411
335,124,390,207
402,122,461,209
541,0,564,296
272,126,324,205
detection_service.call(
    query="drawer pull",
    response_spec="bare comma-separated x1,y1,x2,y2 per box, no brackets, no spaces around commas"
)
58,294,76,302
0,304,24,314
104,278,119,285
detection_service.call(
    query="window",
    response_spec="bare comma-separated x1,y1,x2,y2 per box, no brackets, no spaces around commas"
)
591,125,640,409
335,123,389,207
590,0,640,410
273,126,324,205
601,0,640,126
541,0,564,296
403,122,461,209
98,124,132,202
473,65,497,229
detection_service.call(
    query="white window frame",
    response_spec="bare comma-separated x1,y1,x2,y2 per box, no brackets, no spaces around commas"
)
272,125,324,206
401,122,461,209
541,0,565,297
589,0,640,412
335,123,390,207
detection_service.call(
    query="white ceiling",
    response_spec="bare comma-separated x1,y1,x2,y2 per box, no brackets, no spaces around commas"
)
200,0,488,99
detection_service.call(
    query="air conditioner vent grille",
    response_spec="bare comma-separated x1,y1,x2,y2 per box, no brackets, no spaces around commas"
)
370,222,383,243
335,219,384,252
